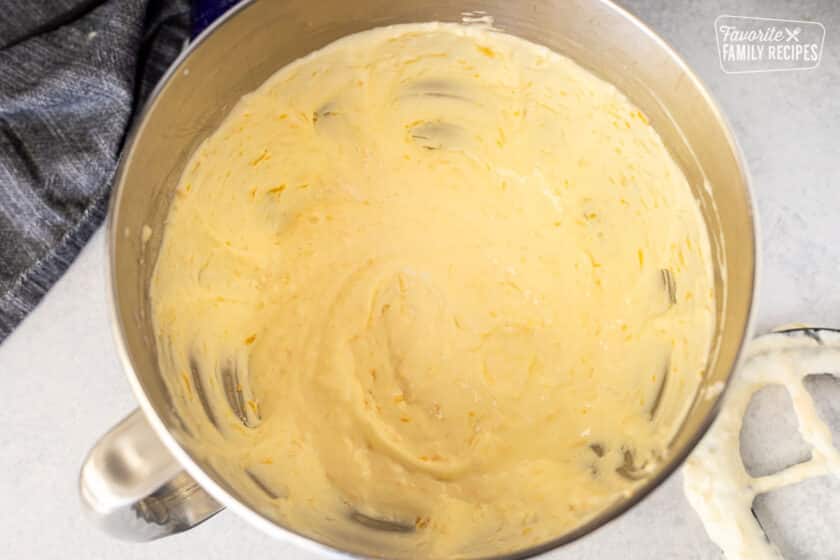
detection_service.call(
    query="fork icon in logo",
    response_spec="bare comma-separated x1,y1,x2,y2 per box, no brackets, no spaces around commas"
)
785,26,802,42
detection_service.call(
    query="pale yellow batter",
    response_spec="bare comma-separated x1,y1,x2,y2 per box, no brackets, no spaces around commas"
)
152,23,714,557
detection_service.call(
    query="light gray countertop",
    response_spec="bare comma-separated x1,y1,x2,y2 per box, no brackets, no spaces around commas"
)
2,1,838,558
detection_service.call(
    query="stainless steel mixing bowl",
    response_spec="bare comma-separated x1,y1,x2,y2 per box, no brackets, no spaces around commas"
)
79,0,756,557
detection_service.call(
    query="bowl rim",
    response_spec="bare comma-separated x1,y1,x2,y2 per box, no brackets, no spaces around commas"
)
105,0,759,557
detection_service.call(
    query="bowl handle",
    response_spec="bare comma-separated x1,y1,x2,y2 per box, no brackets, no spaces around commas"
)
79,409,224,540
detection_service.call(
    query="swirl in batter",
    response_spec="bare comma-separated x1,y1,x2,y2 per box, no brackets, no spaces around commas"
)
151,23,715,557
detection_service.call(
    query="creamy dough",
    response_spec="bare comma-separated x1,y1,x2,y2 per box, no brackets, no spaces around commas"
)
152,23,715,557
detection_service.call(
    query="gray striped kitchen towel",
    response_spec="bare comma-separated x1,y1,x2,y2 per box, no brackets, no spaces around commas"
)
0,0,190,343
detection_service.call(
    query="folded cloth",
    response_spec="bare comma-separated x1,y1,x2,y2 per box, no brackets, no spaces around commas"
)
192,0,241,36
0,0,190,343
